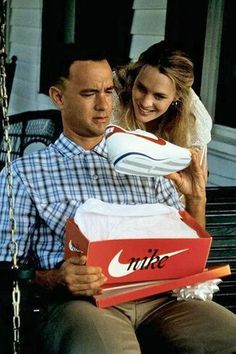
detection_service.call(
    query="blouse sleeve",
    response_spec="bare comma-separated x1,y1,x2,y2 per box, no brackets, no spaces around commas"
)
111,89,123,125
189,88,213,148
111,71,123,125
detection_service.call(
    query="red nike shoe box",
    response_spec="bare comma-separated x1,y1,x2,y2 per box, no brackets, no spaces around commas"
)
65,210,212,285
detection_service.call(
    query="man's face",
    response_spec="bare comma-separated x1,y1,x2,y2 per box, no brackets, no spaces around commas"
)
58,59,114,148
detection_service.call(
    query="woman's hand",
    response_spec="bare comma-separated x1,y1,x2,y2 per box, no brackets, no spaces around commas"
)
165,149,206,227
166,149,206,200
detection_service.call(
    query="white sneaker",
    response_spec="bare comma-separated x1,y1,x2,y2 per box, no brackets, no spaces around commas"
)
105,124,191,177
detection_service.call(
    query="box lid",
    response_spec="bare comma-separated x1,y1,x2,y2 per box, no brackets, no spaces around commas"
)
94,264,231,308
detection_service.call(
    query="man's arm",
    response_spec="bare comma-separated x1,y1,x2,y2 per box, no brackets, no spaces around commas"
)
34,256,107,296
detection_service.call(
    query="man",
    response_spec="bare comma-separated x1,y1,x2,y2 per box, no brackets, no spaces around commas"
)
1,49,236,354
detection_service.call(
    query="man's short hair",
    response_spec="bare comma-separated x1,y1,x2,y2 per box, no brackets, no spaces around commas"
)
51,44,109,86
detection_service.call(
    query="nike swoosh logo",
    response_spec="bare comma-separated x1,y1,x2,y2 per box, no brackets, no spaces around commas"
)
108,248,189,277
68,240,83,254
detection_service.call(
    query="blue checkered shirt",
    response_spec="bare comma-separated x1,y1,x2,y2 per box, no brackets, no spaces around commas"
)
0,134,182,269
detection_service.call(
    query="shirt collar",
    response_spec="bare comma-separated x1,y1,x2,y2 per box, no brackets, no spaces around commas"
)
53,133,108,159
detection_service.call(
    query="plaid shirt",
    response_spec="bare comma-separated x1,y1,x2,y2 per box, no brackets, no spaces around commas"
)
0,134,182,269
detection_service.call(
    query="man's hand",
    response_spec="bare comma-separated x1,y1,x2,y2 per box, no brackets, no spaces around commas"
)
60,256,107,296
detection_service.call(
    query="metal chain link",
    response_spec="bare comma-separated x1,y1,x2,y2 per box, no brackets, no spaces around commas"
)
0,1,21,353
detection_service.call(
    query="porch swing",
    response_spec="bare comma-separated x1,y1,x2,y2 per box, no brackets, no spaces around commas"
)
0,2,40,353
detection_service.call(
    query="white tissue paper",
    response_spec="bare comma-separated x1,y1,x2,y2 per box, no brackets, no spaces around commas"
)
74,198,198,241
172,279,222,301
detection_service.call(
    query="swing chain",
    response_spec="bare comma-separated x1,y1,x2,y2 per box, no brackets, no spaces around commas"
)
1,1,21,353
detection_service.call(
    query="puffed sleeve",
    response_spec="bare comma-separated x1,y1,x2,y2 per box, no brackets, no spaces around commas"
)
111,88,123,125
189,88,213,148
111,71,123,125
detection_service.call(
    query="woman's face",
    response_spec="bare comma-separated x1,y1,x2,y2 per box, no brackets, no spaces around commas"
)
132,65,176,124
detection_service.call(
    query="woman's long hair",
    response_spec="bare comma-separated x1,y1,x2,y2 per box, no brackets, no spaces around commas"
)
114,41,195,147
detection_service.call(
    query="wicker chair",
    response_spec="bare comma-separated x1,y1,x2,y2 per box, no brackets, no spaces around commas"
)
0,109,62,170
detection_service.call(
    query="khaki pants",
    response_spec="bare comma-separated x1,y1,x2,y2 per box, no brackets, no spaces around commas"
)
40,295,236,354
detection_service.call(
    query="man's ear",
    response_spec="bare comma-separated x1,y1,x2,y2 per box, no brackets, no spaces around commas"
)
49,86,64,109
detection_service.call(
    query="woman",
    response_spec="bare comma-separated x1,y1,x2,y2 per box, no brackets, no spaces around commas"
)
112,41,212,178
